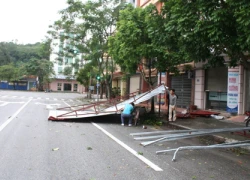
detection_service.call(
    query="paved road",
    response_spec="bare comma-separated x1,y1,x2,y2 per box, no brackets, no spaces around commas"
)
0,90,250,180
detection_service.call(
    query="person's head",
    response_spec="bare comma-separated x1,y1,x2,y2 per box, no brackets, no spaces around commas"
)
170,89,175,95
131,102,135,107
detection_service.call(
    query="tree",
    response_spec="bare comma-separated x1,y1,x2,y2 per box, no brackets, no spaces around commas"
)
48,0,127,99
0,43,12,65
162,0,250,69
76,61,99,98
0,42,49,65
108,4,185,112
25,58,54,91
0,63,26,89
39,38,52,60
63,66,74,80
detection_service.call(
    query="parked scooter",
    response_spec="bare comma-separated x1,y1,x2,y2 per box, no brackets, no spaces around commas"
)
244,111,250,127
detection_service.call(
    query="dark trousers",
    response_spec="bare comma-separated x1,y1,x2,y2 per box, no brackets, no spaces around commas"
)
121,113,133,124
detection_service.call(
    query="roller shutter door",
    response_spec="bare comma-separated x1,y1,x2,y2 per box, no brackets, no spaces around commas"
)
171,74,192,108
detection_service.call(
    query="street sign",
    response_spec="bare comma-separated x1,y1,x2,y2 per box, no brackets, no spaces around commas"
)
96,83,100,87
89,86,94,90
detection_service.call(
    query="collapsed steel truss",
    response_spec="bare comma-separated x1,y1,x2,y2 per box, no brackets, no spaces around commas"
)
48,84,168,120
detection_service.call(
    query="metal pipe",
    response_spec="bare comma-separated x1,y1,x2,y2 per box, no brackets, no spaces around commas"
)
130,129,203,136
156,142,250,162
156,140,250,154
141,127,250,146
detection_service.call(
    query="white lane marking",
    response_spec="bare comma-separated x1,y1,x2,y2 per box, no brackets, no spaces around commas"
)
54,98,58,101
0,99,32,132
46,98,49,100
0,102,8,106
91,122,163,172
0,101,25,106
34,102,60,109
35,102,60,106
63,101,71,107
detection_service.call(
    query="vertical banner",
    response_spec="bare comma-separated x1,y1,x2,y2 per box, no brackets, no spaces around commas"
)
227,71,239,113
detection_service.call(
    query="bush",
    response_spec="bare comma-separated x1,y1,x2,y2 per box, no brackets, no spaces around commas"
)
143,113,162,126
111,87,121,98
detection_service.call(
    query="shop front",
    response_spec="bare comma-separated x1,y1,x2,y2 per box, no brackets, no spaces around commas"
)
205,67,228,111
171,73,192,108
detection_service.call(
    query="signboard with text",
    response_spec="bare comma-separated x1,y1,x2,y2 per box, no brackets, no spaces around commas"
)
227,71,239,113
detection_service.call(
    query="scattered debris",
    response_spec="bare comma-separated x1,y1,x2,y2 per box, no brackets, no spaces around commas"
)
210,114,224,120
138,152,143,155
52,148,59,151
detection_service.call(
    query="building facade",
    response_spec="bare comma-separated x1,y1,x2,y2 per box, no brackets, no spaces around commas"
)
49,35,85,93
194,62,249,115
135,0,250,115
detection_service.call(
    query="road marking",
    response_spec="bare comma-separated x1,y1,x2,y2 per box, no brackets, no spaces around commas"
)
35,102,61,110
63,101,72,107
0,102,8,106
35,102,60,106
0,101,25,106
0,99,32,132
91,122,163,172
46,98,49,100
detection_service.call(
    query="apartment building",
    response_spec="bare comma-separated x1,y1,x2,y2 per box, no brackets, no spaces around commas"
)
49,34,85,93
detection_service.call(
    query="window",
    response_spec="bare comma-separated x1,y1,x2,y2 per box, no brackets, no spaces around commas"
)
58,59,63,66
57,83,62,91
58,67,63,73
68,57,73,64
73,84,78,91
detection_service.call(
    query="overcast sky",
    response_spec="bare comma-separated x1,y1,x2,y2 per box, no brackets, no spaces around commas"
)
0,0,68,44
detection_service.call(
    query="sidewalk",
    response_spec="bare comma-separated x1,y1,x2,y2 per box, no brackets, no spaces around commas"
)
165,114,250,143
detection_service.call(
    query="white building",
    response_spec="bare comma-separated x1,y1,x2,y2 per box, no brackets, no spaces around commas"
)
49,34,85,93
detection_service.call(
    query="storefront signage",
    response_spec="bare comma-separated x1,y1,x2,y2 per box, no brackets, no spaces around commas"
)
227,72,239,113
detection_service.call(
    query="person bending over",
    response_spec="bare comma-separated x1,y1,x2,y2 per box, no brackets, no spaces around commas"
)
121,102,135,126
